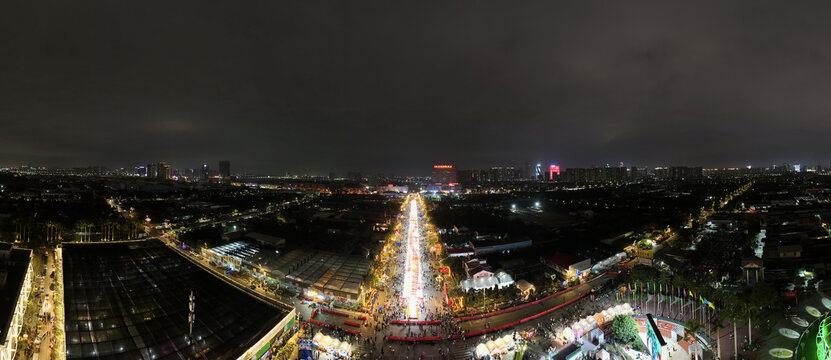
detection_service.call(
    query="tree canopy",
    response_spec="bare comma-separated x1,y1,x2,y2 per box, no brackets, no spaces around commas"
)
611,315,645,351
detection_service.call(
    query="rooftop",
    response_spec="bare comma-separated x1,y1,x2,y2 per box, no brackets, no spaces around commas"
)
547,252,580,269
244,232,286,247
460,271,514,291
270,249,370,297
63,239,286,359
0,244,31,343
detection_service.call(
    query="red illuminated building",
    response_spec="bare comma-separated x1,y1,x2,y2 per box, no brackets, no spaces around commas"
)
432,165,457,185
549,164,560,179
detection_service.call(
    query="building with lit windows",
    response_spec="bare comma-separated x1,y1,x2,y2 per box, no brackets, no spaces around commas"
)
549,164,561,179
145,163,157,178
543,253,592,280
158,162,171,179
144,162,172,179
431,165,457,185
0,243,32,360
562,167,627,183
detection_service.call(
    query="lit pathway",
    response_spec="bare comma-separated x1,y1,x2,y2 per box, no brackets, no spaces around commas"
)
402,198,425,319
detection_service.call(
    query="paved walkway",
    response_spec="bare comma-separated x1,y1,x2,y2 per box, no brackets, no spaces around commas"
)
761,285,831,360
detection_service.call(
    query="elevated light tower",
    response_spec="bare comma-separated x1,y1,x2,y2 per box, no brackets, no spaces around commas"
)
188,291,196,337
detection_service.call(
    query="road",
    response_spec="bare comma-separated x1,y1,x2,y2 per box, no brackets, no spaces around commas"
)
112,194,634,359
31,250,58,360
157,195,629,359
460,273,617,333
128,193,317,239
296,196,625,359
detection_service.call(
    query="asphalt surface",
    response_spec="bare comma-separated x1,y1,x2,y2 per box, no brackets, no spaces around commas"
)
30,250,58,360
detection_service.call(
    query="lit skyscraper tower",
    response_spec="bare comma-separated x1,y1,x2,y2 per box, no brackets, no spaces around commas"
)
431,165,457,185
549,164,560,179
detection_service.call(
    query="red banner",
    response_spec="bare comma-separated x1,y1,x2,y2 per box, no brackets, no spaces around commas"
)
310,319,360,335
387,336,443,342
458,271,608,322
390,320,442,325
463,291,590,337
318,308,350,317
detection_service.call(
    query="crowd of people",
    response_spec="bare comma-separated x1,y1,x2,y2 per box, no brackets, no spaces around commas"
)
296,199,628,359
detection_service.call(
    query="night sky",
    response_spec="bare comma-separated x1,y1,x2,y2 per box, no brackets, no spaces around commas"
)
2,1,830,175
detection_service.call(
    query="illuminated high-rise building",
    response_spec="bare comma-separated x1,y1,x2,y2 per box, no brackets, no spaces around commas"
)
549,164,561,179
157,162,171,179
146,163,157,178
431,165,457,185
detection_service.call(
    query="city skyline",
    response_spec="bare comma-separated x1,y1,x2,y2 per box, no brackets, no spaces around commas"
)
5,1,831,359
1,158,827,178
2,1,831,174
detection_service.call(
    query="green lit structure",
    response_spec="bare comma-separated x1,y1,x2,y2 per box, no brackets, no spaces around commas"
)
818,317,831,359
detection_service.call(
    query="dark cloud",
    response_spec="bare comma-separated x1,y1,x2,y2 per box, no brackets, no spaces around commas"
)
1,1,830,175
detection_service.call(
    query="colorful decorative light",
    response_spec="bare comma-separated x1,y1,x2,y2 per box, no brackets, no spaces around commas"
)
817,317,831,359
402,197,424,318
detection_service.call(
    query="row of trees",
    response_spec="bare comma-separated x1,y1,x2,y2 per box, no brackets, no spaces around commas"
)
463,285,521,310
0,216,145,245
626,265,780,358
